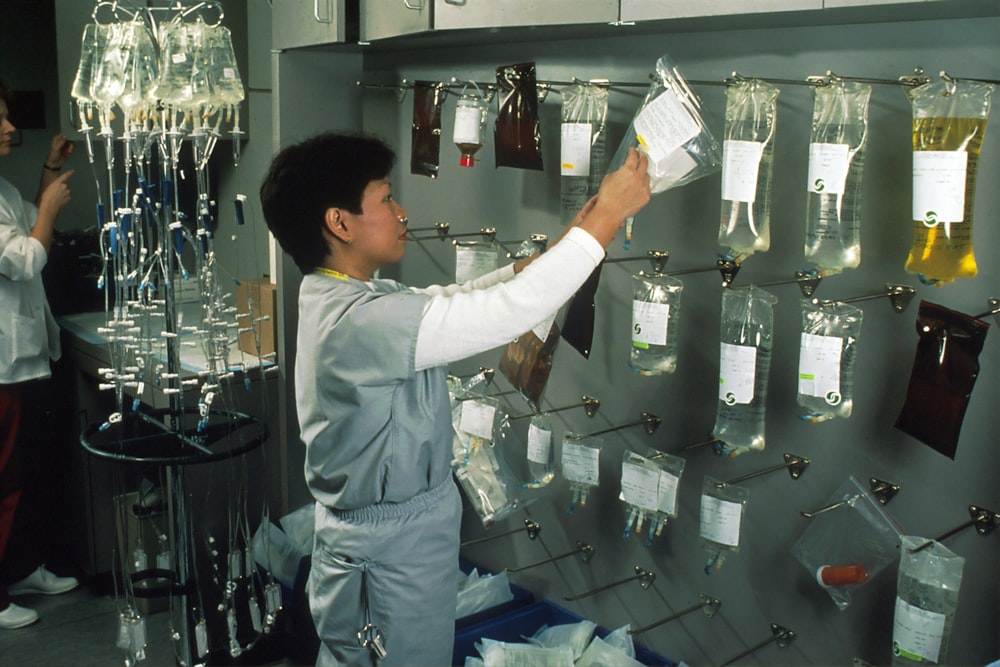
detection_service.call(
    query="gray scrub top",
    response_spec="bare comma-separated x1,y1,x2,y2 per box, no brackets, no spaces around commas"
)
296,271,453,511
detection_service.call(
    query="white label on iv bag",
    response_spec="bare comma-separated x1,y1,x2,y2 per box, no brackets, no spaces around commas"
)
798,332,843,403
893,597,946,663
807,142,851,194
460,400,496,440
719,342,757,405
561,122,593,176
912,151,967,225
621,460,661,513
632,300,669,347
455,247,497,284
633,90,700,165
699,494,743,547
526,422,552,465
561,441,600,486
721,140,764,203
454,104,484,144
657,470,681,516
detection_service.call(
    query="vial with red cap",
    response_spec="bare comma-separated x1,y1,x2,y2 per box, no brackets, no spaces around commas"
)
453,92,488,167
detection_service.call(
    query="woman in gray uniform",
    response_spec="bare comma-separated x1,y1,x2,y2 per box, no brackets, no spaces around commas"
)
259,131,649,666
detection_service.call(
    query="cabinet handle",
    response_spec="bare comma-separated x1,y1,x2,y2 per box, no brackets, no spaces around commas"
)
403,0,424,9
314,0,332,23
443,0,466,4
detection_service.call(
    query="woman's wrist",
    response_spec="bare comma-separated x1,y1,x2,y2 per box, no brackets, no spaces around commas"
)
43,163,61,172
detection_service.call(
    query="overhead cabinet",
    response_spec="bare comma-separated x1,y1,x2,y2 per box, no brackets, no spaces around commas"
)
273,0,352,49
619,0,823,21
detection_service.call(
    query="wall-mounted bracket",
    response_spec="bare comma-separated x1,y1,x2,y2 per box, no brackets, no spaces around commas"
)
605,250,670,274
461,518,540,548
973,297,1000,325
563,565,655,601
720,623,796,666
752,270,822,298
584,412,661,438
628,593,722,635
406,221,450,240
800,477,900,518
813,283,916,313
506,395,600,421
724,453,810,486
909,504,1000,553
506,541,595,573
661,258,739,287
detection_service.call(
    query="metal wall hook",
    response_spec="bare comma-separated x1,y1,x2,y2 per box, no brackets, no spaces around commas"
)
628,593,722,635
605,250,670,274
723,453,811,486
806,70,930,87
563,565,655,601
813,283,916,313
407,222,450,240
498,233,549,259
908,504,1000,553
461,519,541,547
752,270,823,298
449,367,494,386
939,71,1000,86
727,72,820,87
584,412,661,438
720,623,797,666
507,395,600,421
455,388,518,402
506,541,595,573
973,297,1000,324
452,228,498,244
899,68,933,87
800,477,900,518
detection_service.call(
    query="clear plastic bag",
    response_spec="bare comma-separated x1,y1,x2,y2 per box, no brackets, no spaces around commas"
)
791,475,904,610
699,476,749,574
619,449,685,547
797,299,863,423
629,270,684,376
891,536,965,665
411,81,444,178
499,318,560,413
560,82,609,223
905,78,994,285
494,62,544,170
522,413,555,488
561,433,603,515
804,80,872,274
719,78,780,262
455,240,499,283
451,394,515,527
713,285,778,455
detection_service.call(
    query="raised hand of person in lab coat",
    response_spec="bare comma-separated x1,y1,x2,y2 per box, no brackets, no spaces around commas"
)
576,146,650,248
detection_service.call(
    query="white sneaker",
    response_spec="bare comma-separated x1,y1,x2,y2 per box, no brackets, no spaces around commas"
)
0,603,39,629
7,566,79,596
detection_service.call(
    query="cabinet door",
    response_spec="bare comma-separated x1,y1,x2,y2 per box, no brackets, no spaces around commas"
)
360,0,432,42
273,0,348,49
620,0,823,21
435,0,619,30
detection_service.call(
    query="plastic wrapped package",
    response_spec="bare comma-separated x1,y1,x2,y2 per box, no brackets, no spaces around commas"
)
411,81,444,178
456,569,515,619
719,78,780,262
905,78,994,285
455,240,500,283
803,80,872,274
797,299,863,423
791,475,904,610
629,270,684,376
528,620,597,661
494,62,543,170
699,477,749,574
451,394,514,527
713,285,778,455
894,300,990,459
560,82,609,223
479,639,574,667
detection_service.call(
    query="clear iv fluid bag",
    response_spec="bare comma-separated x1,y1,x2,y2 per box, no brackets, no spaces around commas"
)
525,414,555,487
797,300,863,422
71,23,109,104
206,25,245,106
117,21,160,118
630,271,684,376
560,83,608,224
90,22,129,109
713,286,777,455
803,79,872,274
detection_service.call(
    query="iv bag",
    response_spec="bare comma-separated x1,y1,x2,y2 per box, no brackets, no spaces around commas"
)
562,260,604,359
803,80,872,274
713,285,778,455
451,393,513,527
154,21,197,108
412,81,444,178
619,449,685,546
494,62,544,170
718,78,780,262
453,87,489,167
455,241,499,283
523,413,555,488
90,21,129,111
116,20,159,120
561,433,603,514
205,24,245,107
498,318,560,413
629,270,684,376
905,78,994,285
700,476,749,574
796,299,863,423
560,83,609,224
71,23,111,106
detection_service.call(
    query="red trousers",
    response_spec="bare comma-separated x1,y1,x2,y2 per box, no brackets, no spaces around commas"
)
0,385,22,611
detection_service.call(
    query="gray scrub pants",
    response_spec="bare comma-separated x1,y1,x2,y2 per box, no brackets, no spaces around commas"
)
311,478,462,667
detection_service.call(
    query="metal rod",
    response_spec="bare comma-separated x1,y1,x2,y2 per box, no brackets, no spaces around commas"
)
507,395,600,421
629,594,722,635
720,624,796,666
507,541,595,573
583,412,661,438
940,71,1000,85
806,70,932,87
604,250,670,274
909,505,1000,553
813,283,916,313
456,388,519,402
461,519,541,547
752,271,822,298
407,222,450,238
724,453,810,486
800,478,900,518
973,298,1000,320
680,437,723,452
563,566,654,601
452,228,498,243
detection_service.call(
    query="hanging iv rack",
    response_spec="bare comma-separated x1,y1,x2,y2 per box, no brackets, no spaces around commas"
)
408,225,497,243
908,504,1000,553
506,540,595,573
719,452,811,486
629,594,722,636
448,366,495,385
812,283,916,313
719,623,797,666
606,252,740,286
506,394,600,421
939,71,1000,86
740,270,823,298
580,412,661,438
461,518,541,547
800,477,900,518
563,565,655,601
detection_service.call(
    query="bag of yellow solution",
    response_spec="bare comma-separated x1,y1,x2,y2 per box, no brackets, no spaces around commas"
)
906,77,994,285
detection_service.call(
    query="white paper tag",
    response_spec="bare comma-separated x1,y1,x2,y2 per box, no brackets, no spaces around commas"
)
632,300,669,347
561,442,600,486
912,151,968,225
892,597,946,663
526,422,552,465
807,142,851,194
699,494,743,547
633,90,700,164
798,332,843,403
721,140,764,203
657,470,681,516
459,400,496,440
561,122,593,176
719,342,757,405
532,312,557,342
455,247,498,283
621,460,661,512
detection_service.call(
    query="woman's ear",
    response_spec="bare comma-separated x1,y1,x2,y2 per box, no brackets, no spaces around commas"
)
324,207,352,245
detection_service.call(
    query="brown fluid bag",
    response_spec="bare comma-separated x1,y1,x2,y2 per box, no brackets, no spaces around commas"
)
499,321,560,412
494,62,543,171
411,81,443,178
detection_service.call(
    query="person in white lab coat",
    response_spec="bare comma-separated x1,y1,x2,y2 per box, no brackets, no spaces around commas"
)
259,130,649,666
0,82,80,631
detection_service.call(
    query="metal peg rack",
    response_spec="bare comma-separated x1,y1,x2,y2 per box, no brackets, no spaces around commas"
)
800,477,900,518
604,250,671,274
747,270,823,298
506,394,600,422
629,594,722,636
507,541,595,573
973,297,1000,324
812,283,916,313
461,519,541,548
719,623,797,666
563,565,655,601
407,224,497,243
722,452,811,486
908,504,1000,553
581,412,661,438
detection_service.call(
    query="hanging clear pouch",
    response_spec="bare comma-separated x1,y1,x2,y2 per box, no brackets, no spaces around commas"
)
891,536,965,666
206,24,245,108
72,22,110,109
629,271,684,376
699,477,749,574
495,62,544,171
499,318,560,413
523,412,555,488
154,21,196,109
451,393,516,527
90,21,128,115
619,449,685,547
713,285,778,455
797,299,863,423
791,475,904,610
804,80,872,274
560,83,609,223
561,433,603,515
719,78,780,262
411,81,444,178
894,300,990,459
905,78,994,285
115,20,159,123
455,240,499,283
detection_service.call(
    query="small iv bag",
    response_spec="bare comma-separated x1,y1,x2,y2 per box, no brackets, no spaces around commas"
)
561,433,602,515
629,270,684,376
796,299,863,423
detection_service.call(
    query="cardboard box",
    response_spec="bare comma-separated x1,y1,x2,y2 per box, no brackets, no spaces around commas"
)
236,278,277,357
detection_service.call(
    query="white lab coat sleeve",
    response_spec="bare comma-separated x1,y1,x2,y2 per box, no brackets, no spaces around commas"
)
413,227,604,371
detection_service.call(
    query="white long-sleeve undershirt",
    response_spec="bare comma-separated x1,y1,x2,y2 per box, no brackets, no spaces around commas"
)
413,226,604,371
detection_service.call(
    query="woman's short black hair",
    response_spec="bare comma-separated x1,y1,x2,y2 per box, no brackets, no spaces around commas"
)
259,131,396,274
